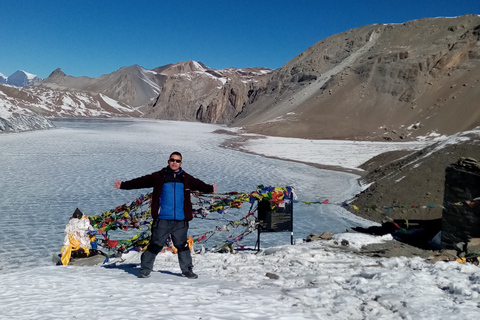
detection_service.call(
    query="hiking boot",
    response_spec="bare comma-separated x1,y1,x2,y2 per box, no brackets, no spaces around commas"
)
182,269,198,279
137,272,151,278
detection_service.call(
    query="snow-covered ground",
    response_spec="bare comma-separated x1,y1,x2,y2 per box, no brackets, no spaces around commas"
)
233,134,430,171
1,119,478,319
1,233,479,319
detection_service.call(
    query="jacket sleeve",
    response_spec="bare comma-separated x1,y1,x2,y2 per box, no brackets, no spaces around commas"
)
185,174,214,193
120,173,156,190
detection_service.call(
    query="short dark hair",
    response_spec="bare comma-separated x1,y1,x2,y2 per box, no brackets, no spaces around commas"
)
170,151,182,160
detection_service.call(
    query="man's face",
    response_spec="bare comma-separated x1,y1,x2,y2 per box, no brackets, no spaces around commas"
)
168,154,182,171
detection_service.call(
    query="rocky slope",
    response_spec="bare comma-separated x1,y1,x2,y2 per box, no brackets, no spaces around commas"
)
39,66,165,108
0,83,142,132
0,112,54,133
145,61,271,123
349,131,480,224
233,15,480,142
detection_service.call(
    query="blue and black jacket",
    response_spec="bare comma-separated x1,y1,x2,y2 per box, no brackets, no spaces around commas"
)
159,167,185,220
119,166,214,221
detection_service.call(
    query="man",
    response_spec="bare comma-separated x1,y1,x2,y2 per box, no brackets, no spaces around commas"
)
113,151,216,279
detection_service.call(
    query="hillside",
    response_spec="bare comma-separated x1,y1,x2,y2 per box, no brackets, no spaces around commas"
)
349,131,480,224
233,15,480,142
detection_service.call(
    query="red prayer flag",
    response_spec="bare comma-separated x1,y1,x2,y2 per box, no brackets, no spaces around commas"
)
108,240,119,248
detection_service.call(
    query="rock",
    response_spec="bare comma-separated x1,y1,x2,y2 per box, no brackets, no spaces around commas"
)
320,232,334,240
358,239,435,258
266,272,279,280
306,232,334,242
456,157,480,173
306,234,321,242
466,238,480,255
68,254,107,266
429,250,458,263
441,250,459,259
429,255,452,263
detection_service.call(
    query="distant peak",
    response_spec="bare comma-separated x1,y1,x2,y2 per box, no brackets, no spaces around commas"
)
119,64,142,71
157,60,209,76
48,68,66,78
6,70,42,87
184,60,208,71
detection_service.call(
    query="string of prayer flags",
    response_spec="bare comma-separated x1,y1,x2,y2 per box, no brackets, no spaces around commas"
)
69,185,480,258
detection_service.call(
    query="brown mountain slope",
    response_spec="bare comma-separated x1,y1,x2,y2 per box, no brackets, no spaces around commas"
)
232,15,480,141
145,61,271,123
349,132,480,224
38,65,166,107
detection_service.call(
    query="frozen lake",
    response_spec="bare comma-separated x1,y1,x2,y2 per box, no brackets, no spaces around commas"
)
0,118,377,273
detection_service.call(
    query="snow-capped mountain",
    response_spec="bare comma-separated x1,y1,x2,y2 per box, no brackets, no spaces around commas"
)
0,62,271,132
0,72,7,84
6,70,42,87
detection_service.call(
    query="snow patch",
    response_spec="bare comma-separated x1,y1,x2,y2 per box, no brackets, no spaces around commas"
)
100,94,134,112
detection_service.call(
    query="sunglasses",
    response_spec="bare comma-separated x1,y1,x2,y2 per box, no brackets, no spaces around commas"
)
169,158,182,163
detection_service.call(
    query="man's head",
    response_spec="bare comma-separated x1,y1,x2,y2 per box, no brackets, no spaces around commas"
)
168,151,182,171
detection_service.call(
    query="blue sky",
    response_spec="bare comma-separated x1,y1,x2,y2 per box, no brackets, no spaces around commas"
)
1,1,478,79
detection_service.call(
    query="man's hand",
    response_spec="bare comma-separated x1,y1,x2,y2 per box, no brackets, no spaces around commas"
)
113,179,122,189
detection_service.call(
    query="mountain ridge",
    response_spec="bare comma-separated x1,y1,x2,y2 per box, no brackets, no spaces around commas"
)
1,14,479,140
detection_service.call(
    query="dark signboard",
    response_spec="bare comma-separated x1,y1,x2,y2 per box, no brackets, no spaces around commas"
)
257,199,293,232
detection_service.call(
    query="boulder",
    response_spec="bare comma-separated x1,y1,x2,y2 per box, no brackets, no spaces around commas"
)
466,238,480,255
266,272,280,280
306,232,334,242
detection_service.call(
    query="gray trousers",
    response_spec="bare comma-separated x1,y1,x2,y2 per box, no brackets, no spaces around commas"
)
140,219,192,275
